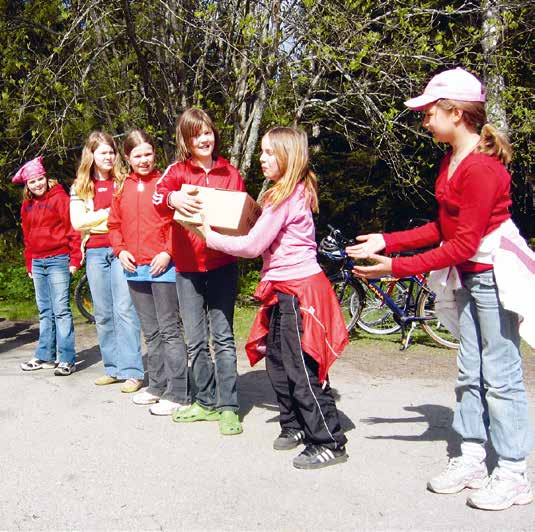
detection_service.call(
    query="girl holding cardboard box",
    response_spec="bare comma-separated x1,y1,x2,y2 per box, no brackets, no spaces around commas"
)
199,127,349,469
153,108,245,435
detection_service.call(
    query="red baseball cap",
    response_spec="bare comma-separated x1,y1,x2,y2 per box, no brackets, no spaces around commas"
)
404,67,486,110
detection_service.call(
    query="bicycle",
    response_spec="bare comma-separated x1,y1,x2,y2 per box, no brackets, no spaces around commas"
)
73,272,94,323
318,225,459,350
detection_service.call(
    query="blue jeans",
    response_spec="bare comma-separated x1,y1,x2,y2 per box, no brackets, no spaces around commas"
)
453,270,532,461
85,247,143,380
175,263,239,412
32,254,75,364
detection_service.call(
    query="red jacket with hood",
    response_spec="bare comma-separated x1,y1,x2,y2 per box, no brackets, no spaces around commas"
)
108,170,173,265
21,184,82,273
153,157,245,272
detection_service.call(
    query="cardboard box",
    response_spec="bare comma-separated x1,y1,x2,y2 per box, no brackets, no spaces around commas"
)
173,184,262,236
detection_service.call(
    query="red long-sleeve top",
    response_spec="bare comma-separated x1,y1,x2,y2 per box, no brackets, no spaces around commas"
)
385,152,512,278
21,184,82,273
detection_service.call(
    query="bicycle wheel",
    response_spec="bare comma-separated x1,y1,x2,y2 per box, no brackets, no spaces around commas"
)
356,280,405,335
74,273,95,323
417,289,459,349
328,273,365,332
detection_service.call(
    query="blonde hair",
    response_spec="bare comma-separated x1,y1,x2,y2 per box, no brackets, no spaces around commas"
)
261,127,319,213
437,99,512,164
73,131,124,201
175,108,220,162
116,129,157,196
23,179,58,201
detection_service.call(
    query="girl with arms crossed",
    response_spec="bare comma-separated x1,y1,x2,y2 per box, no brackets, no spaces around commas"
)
71,132,143,392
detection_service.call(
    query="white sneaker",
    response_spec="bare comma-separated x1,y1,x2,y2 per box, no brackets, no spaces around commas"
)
149,399,188,416
427,457,488,494
132,390,160,405
467,468,533,510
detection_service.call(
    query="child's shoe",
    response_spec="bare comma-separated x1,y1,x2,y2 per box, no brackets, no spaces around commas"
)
149,399,188,416
121,378,143,393
466,468,533,510
273,427,306,450
219,411,243,435
427,457,488,494
293,443,348,469
20,358,56,371
172,401,220,423
54,362,76,376
132,390,160,405
94,375,119,386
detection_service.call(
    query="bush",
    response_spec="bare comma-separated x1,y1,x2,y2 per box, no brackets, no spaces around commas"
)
0,230,34,302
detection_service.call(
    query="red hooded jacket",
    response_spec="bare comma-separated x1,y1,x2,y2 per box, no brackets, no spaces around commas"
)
108,170,173,265
153,157,245,272
21,184,82,273
246,272,348,383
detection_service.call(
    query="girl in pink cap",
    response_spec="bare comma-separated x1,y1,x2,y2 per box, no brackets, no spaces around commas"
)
14,157,81,376
347,67,533,511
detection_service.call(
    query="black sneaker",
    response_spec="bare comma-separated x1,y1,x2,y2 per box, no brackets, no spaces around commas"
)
293,443,348,470
273,428,306,450
54,362,76,376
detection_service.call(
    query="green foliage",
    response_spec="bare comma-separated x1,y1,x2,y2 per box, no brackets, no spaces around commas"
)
0,230,33,302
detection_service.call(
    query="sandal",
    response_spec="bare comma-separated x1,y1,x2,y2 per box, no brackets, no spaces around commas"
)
171,402,220,423
20,358,56,371
219,411,243,436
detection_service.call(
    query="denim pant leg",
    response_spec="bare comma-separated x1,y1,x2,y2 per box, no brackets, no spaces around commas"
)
86,248,118,376
453,271,532,461
176,271,216,409
32,258,57,362
86,248,143,379
206,264,239,412
110,254,143,380
46,255,75,364
151,282,189,403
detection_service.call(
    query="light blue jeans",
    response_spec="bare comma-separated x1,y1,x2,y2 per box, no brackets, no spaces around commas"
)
32,254,75,364
453,270,532,461
85,247,143,380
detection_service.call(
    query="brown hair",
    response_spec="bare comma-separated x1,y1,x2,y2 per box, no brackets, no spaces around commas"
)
23,179,59,201
116,129,157,195
175,108,220,162
73,131,124,201
261,127,319,213
437,99,512,164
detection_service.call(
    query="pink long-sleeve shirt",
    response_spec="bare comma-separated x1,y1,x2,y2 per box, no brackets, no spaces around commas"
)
205,182,322,281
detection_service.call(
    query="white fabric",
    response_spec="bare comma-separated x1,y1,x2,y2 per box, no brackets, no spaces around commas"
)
427,219,535,347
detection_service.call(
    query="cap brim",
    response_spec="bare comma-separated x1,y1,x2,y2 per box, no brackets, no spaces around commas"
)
404,94,439,111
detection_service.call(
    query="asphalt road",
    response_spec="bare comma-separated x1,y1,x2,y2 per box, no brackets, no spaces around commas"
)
0,319,534,531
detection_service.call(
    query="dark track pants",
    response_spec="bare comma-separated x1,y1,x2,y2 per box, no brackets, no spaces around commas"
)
265,291,347,449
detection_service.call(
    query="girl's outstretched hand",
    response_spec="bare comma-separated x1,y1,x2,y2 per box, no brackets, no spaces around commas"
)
69,266,78,275
346,233,386,259
352,254,393,278
118,250,137,272
170,189,203,216
150,251,171,276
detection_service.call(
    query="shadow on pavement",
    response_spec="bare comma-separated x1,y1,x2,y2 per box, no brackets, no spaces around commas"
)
236,369,356,435
361,404,461,457
75,345,102,371
0,321,39,354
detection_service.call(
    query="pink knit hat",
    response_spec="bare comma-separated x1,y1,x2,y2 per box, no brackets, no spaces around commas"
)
404,67,486,111
12,156,46,184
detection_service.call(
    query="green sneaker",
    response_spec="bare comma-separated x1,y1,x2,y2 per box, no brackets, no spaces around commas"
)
219,411,243,436
172,402,220,423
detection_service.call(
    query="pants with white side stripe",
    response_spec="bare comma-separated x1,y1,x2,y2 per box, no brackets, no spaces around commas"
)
265,291,347,449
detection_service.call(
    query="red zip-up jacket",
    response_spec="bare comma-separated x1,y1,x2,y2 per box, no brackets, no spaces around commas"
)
21,184,82,273
153,157,245,272
246,272,348,383
108,170,173,265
